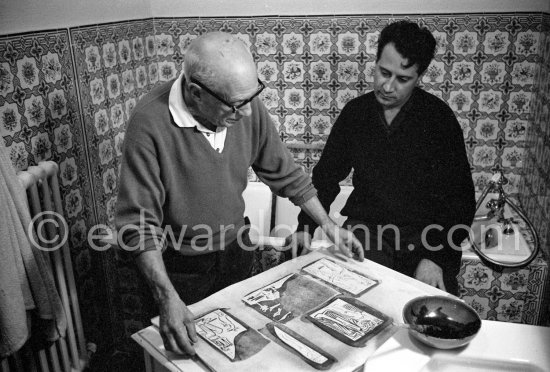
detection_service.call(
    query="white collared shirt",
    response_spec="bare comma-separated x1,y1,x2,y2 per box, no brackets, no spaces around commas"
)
168,72,227,152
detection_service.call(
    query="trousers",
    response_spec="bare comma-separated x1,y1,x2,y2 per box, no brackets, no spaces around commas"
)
162,229,255,305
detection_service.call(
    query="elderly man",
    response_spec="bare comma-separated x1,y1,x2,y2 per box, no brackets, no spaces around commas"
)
115,32,363,355
292,21,475,296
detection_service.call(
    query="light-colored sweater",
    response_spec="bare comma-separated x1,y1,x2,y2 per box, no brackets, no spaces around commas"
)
115,79,316,255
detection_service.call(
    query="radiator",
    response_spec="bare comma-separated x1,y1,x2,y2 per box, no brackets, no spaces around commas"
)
1,161,87,372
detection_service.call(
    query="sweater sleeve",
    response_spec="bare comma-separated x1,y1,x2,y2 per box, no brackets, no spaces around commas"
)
115,113,167,257
417,101,476,270
296,102,355,234
251,101,317,206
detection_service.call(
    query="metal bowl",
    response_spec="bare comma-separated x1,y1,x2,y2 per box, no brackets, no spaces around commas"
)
402,295,481,349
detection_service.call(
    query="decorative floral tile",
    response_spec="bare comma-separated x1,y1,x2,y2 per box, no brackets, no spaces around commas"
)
504,119,528,141
451,61,475,84
500,268,530,292
496,298,525,322
472,145,497,167
502,146,524,168
475,119,499,140
463,263,495,290
462,295,490,319
483,31,510,54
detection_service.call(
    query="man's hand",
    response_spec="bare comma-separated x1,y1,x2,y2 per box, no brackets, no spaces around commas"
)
135,251,198,355
323,224,364,261
414,258,446,291
295,196,364,261
158,294,198,355
285,226,364,261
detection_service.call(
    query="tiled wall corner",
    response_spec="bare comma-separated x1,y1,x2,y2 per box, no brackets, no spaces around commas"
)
519,12,550,261
0,29,108,342
458,255,548,324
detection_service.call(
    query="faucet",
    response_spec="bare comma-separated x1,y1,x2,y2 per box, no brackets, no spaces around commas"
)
483,172,515,234
470,171,540,268
473,172,506,221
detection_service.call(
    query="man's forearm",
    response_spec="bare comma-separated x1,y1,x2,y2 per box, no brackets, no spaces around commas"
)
299,196,335,232
298,195,363,260
135,250,178,303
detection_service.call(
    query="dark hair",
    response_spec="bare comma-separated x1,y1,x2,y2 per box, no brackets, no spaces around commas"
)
376,20,436,76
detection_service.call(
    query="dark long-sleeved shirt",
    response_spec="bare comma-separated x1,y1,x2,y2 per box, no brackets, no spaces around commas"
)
116,79,316,256
297,88,475,270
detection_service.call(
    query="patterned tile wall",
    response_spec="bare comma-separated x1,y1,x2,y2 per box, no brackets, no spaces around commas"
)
70,19,156,229
458,256,548,324
519,13,550,260
68,19,159,356
0,30,106,346
518,12,550,327
1,12,549,370
150,15,542,195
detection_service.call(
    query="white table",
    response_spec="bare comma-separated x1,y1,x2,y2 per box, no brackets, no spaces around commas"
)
132,249,550,371
364,320,550,371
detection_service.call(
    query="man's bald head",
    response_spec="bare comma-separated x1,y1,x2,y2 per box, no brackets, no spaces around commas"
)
183,32,257,89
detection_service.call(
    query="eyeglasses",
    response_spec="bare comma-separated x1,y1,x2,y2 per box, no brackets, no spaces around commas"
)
190,77,265,113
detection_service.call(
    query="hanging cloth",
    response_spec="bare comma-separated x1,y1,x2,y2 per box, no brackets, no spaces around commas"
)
0,141,66,357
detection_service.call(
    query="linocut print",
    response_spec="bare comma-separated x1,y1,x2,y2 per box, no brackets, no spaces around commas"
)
302,257,378,296
195,308,269,361
242,273,338,323
306,297,391,347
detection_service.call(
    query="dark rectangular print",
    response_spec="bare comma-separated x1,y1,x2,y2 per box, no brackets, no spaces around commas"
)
306,296,391,347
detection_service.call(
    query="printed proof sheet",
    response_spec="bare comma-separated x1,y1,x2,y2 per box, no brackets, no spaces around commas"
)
302,257,378,296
